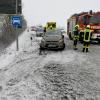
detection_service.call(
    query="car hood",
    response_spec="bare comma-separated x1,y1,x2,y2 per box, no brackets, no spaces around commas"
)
44,35,62,41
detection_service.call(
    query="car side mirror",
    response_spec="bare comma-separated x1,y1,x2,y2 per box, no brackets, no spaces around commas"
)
62,35,64,39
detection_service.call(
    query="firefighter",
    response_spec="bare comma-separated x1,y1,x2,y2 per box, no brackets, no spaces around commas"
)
82,25,91,52
73,24,79,50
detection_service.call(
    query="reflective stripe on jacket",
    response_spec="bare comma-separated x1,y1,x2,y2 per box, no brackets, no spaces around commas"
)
73,35,79,40
84,29,91,42
73,28,79,40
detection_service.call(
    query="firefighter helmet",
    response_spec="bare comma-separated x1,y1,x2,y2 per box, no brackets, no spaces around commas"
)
86,25,90,29
75,24,79,28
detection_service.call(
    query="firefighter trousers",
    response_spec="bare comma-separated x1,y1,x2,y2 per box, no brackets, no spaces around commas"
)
73,39,78,49
82,41,90,52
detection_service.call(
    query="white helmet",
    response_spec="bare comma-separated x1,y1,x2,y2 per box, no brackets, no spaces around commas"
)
86,25,90,29
75,24,79,28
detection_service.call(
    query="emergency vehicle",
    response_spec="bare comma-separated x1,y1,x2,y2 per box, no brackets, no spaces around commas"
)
45,22,56,31
67,10,100,42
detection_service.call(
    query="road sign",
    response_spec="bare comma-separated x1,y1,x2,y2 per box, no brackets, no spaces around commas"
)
11,15,22,51
11,16,22,27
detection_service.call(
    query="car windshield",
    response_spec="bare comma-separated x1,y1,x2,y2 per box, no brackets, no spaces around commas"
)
89,14,100,24
46,30,61,35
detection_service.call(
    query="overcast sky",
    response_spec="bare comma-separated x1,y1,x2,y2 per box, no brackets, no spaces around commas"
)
22,0,100,27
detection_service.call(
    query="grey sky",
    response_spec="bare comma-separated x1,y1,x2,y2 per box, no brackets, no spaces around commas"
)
22,0,100,27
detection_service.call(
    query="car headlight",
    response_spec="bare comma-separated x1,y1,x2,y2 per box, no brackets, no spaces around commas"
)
41,38,45,43
59,39,63,43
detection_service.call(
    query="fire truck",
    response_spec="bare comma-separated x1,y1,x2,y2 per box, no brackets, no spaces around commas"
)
67,10,100,42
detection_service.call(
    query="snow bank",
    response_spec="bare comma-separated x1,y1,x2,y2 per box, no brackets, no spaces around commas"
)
0,30,39,69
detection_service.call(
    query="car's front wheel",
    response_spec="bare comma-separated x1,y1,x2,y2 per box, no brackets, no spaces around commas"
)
61,43,65,50
40,45,45,50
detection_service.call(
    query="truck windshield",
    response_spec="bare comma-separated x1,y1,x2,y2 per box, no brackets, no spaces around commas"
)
89,14,100,24
82,16,89,25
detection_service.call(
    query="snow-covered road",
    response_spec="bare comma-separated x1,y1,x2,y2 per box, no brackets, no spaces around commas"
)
0,30,100,100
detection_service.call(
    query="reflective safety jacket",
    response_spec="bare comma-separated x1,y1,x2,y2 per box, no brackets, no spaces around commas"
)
73,27,79,40
83,29,91,42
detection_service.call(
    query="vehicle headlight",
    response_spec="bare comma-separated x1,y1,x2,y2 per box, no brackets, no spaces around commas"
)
41,38,46,45
59,39,63,43
41,38,45,42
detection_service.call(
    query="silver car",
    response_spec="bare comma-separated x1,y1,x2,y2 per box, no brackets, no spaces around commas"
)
40,29,65,50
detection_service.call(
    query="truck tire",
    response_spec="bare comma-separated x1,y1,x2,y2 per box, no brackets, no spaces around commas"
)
40,45,45,50
40,47,45,50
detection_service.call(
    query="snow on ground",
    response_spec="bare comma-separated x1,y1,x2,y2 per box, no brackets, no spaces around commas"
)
0,30,100,100
0,30,41,69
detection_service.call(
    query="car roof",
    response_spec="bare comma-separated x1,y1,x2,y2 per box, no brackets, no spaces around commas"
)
45,29,62,36
46,29,61,32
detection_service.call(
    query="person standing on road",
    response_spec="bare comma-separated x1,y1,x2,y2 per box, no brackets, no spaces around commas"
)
82,25,91,52
73,24,79,50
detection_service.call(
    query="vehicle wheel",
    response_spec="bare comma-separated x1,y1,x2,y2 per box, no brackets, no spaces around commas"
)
40,45,45,50
40,47,44,50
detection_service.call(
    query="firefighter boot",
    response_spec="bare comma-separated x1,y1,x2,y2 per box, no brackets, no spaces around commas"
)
82,48,85,52
86,48,88,52
74,45,77,50
74,48,78,50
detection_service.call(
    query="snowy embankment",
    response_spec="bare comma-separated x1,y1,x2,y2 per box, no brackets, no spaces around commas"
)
0,30,40,69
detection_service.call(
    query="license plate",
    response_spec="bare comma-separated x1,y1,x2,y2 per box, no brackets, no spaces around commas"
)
48,44,56,47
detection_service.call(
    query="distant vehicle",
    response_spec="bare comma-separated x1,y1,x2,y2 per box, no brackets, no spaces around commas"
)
46,22,56,29
30,26,37,31
40,29,65,50
36,29,44,37
44,22,56,32
67,10,100,43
